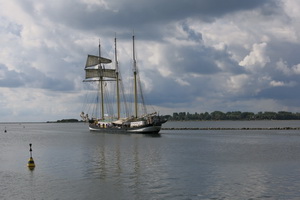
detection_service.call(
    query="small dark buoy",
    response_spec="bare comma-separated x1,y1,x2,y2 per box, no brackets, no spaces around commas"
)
27,143,35,170
4,127,7,133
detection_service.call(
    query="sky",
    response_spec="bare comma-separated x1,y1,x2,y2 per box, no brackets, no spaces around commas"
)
1,0,300,122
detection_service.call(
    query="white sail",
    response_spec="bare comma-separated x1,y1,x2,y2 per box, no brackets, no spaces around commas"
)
85,54,112,68
85,68,117,79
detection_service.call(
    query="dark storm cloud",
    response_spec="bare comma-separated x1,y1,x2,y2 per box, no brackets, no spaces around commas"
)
0,64,25,87
105,0,274,27
18,0,275,36
161,45,237,76
144,75,196,106
0,64,74,91
256,84,300,108
268,42,300,67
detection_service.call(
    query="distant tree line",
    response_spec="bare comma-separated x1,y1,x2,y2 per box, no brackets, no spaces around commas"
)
56,119,79,123
162,111,300,121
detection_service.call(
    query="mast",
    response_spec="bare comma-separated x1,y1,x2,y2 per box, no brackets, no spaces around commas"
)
99,41,105,119
132,35,138,118
115,36,120,119
83,40,115,122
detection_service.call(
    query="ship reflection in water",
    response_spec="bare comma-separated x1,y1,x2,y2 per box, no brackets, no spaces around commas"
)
84,132,168,198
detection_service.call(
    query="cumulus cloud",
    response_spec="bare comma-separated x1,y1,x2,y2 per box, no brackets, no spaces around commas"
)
276,59,300,75
239,42,270,70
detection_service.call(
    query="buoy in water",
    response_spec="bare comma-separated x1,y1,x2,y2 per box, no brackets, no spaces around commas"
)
27,157,35,168
27,143,35,170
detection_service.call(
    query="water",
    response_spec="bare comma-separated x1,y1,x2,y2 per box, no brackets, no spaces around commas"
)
1,121,300,199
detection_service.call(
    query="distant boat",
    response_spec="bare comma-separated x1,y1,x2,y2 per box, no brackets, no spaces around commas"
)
80,35,166,134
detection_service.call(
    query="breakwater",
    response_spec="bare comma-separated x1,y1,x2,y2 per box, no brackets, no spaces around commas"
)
162,127,300,130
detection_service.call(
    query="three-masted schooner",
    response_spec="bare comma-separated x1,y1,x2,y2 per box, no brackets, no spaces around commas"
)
80,35,166,134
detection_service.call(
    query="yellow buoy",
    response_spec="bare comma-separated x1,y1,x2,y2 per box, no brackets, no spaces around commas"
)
27,143,35,170
27,157,35,168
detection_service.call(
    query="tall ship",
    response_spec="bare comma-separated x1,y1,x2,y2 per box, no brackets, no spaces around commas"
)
80,35,167,134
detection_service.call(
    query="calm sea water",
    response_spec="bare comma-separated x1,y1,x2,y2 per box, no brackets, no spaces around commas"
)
1,121,300,200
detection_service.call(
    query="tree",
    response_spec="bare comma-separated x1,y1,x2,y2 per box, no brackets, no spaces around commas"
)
210,111,225,120
166,111,300,120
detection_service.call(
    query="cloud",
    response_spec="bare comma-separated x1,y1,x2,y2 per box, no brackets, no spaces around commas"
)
239,43,270,70
276,60,300,76
1,0,300,122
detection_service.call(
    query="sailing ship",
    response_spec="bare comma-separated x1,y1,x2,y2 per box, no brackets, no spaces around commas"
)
80,35,167,134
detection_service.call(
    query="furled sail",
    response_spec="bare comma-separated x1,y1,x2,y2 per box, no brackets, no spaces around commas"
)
85,54,112,68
